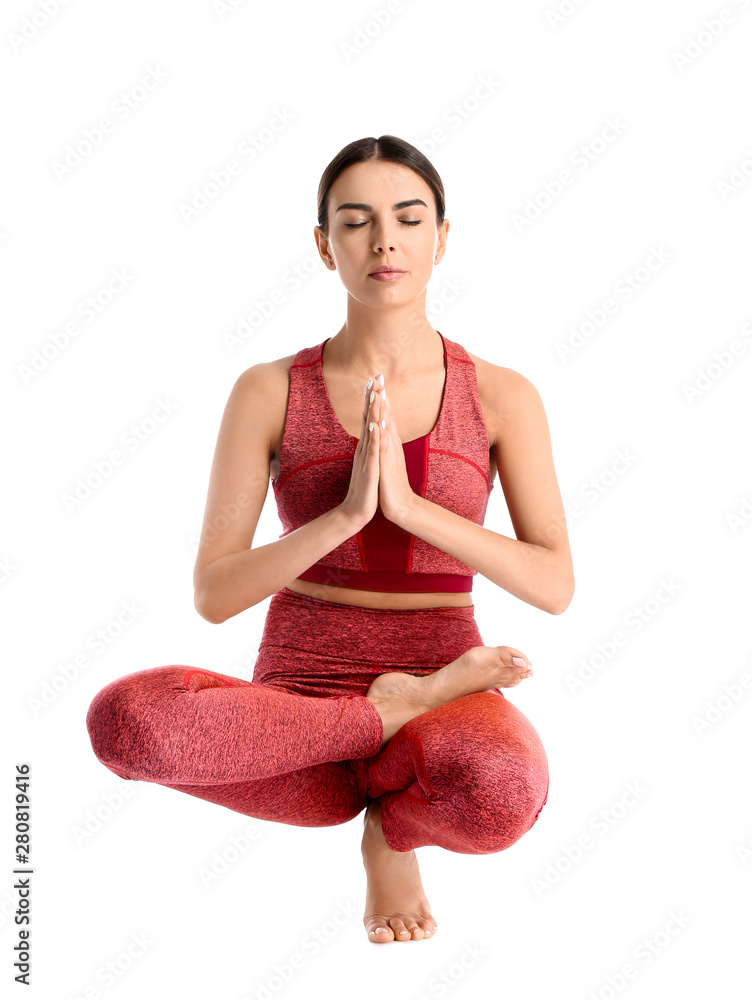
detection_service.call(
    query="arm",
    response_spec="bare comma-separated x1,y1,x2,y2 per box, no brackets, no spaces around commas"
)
392,367,575,615
193,365,361,624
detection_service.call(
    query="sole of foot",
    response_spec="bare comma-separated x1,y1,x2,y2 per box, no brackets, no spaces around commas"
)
366,644,532,744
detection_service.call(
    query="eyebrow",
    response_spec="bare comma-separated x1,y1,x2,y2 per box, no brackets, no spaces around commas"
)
335,199,428,212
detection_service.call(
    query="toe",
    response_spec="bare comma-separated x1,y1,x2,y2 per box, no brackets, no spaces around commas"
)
366,920,394,943
390,918,411,940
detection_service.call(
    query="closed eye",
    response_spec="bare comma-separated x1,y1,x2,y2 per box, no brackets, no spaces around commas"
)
344,220,422,228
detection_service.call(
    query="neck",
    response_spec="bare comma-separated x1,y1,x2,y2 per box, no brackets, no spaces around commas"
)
328,296,440,379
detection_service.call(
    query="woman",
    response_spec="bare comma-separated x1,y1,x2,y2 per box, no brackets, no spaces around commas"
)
86,135,574,945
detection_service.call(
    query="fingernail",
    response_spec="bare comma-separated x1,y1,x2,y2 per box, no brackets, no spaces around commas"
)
381,388,386,400
379,373,384,386
369,422,373,432
370,390,374,403
366,377,373,390
381,418,385,429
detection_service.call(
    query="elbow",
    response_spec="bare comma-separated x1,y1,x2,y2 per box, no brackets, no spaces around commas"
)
548,576,575,615
194,588,226,625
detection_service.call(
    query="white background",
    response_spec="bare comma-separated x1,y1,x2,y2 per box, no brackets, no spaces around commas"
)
2,0,751,997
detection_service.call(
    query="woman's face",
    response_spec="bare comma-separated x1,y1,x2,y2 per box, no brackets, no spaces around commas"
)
318,158,448,307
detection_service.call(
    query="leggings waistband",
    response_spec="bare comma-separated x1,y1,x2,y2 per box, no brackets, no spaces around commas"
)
258,587,483,666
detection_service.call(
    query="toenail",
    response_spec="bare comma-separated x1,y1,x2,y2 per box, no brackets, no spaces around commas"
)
424,931,432,936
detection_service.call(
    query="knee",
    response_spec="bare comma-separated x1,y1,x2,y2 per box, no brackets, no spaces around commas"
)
85,666,182,778
86,674,137,777
446,743,549,854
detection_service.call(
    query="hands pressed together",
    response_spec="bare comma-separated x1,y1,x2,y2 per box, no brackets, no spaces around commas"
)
340,372,417,529
338,371,535,684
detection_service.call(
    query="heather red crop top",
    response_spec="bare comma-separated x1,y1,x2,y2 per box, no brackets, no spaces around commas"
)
271,331,495,593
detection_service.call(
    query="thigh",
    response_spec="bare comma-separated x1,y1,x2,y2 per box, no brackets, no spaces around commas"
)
158,758,367,828
368,690,549,801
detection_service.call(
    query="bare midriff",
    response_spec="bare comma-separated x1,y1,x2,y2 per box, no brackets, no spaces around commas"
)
283,577,473,609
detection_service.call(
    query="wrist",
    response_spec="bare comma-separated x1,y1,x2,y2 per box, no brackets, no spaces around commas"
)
389,491,422,530
335,503,369,536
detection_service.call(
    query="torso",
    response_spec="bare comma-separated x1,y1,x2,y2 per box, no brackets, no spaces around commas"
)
266,338,502,610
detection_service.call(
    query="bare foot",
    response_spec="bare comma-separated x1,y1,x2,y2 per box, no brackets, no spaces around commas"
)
366,644,533,745
362,800,437,943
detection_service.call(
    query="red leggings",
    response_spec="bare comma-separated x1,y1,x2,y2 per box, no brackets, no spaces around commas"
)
86,588,549,854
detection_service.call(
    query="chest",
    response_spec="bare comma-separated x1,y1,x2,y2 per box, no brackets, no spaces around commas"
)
270,357,500,483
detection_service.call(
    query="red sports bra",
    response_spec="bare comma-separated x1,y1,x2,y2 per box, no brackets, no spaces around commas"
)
272,331,495,593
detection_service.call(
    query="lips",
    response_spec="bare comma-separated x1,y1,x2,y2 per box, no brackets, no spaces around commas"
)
369,267,405,275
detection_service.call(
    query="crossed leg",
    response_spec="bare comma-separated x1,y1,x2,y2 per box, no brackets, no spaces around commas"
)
357,690,549,942
86,664,548,944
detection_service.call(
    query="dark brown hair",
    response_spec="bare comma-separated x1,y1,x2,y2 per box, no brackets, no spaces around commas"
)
316,135,446,236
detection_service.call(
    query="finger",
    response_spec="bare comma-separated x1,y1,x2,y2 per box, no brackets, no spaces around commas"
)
367,392,381,443
359,377,375,443
366,385,379,432
372,390,386,439
382,386,399,442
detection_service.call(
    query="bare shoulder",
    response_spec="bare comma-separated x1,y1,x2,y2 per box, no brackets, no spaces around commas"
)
465,350,542,443
231,351,298,455
234,351,297,393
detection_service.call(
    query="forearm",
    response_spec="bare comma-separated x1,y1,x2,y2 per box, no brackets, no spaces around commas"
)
195,505,362,623
396,495,573,614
